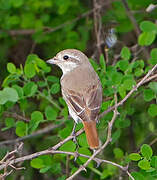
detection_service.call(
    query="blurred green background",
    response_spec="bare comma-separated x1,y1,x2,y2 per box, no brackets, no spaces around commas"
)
0,0,157,179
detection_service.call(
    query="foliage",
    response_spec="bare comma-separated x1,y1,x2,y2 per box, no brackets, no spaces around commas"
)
0,0,157,180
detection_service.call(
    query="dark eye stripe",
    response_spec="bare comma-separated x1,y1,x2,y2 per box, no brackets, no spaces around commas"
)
63,55,69,60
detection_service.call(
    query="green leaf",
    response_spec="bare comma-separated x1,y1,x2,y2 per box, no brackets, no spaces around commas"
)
59,126,71,139
138,159,150,170
149,48,157,65
111,71,123,85
29,111,44,133
37,81,47,87
45,106,58,120
30,158,44,169
5,117,15,128
148,104,157,117
2,117,15,131
131,172,145,180
141,144,153,159
5,87,19,102
134,68,143,77
138,32,156,46
12,85,23,98
143,89,155,102
50,83,60,94
140,21,157,33
78,147,92,165
47,75,59,83
40,166,51,173
129,153,141,161
151,156,157,168
23,82,37,97
24,63,36,78
149,82,157,94
59,141,76,152
100,54,106,72
7,63,16,73
123,79,135,90
89,58,100,71
36,58,51,73
59,97,67,107
117,60,129,72
16,121,27,137
111,129,121,144
113,148,124,159
120,47,131,60
118,85,126,98
11,0,24,8
0,91,8,104
78,133,88,147
0,88,19,104
25,54,38,64
31,111,44,122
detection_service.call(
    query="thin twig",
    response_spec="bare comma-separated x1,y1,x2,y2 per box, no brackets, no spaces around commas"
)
3,112,30,122
121,0,150,59
0,129,84,171
121,0,140,36
2,0,115,36
0,149,133,179
66,94,120,180
0,123,63,146
100,64,157,117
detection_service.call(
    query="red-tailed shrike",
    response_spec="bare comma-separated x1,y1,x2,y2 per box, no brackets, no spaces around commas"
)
47,49,102,149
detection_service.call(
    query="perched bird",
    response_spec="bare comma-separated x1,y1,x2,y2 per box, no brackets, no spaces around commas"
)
47,49,102,149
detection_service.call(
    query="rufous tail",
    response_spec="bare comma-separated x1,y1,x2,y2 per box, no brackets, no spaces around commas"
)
82,121,99,149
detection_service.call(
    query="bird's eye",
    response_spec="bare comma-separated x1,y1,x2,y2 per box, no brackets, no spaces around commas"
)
63,55,69,60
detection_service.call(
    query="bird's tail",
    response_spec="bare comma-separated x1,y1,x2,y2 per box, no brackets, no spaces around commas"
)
82,121,99,149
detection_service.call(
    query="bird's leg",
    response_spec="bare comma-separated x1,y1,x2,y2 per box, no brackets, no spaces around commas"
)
71,122,77,143
71,122,80,149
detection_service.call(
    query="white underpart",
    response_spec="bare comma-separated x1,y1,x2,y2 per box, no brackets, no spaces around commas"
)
68,106,81,123
58,61,78,76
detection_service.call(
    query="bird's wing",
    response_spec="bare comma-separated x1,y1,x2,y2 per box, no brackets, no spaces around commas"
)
62,84,102,122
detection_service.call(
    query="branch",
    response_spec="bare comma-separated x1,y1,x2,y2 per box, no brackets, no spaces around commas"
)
0,123,64,146
3,112,30,122
66,94,121,180
100,64,157,117
0,147,134,179
121,0,140,36
121,0,150,59
2,0,116,36
0,129,84,171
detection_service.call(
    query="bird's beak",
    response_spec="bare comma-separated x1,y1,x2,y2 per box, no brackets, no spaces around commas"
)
46,57,58,64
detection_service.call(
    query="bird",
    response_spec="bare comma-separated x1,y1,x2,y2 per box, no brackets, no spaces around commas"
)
47,49,102,149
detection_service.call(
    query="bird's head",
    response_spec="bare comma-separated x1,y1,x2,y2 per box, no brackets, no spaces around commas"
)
46,49,89,75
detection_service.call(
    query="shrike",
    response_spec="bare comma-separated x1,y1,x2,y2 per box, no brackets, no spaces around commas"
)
47,49,102,149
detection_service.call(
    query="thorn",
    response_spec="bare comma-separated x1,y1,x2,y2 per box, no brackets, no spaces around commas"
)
92,149,97,154
95,159,101,168
133,85,138,91
123,165,129,171
74,152,79,161
116,111,120,115
81,165,87,172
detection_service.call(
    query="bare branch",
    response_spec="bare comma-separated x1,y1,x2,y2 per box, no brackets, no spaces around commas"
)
100,64,157,117
0,148,134,179
3,112,30,122
0,123,64,146
66,94,120,180
0,129,84,171
2,0,116,36
121,0,150,59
